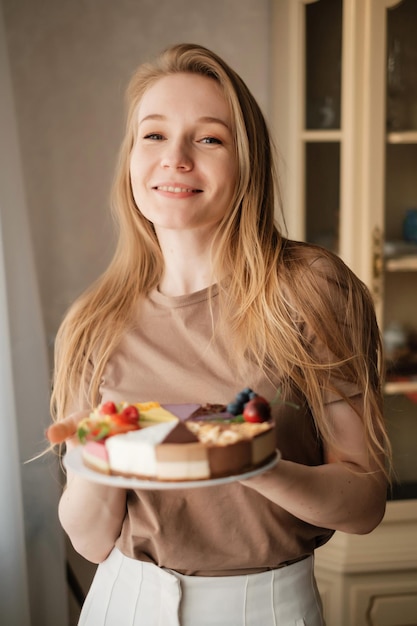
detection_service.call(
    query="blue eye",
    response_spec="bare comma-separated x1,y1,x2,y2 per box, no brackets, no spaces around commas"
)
144,133,164,141
200,136,222,145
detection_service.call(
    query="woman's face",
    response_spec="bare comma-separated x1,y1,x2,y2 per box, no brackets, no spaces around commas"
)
129,72,237,235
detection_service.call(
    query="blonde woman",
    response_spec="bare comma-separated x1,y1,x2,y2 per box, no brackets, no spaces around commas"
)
48,44,391,626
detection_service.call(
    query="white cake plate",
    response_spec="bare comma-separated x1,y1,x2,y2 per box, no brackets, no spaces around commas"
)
63,447,281,490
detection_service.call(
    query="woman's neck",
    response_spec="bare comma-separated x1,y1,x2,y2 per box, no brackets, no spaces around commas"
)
155,227,216,297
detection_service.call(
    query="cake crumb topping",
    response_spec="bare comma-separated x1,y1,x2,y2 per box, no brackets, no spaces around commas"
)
186,421,271,446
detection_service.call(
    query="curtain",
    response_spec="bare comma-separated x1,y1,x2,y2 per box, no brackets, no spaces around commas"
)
0,4,68,625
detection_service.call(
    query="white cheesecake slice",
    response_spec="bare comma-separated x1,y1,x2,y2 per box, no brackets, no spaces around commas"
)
106,421,178,478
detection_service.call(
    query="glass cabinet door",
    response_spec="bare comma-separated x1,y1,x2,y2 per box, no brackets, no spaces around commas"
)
383,0,417,500
305,0,342,132
386,1,417,133
272,0,417,499
384,0,417,375
304,0,343,253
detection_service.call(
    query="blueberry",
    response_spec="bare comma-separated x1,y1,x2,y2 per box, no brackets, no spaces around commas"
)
235,391,250,404
227,401,243,415
248,391,258,400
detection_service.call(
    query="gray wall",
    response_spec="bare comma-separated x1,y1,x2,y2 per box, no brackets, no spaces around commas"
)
2,0,272,351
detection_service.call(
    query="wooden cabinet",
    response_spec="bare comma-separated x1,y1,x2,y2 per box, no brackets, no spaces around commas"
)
314,500,417,625
271,1,417,623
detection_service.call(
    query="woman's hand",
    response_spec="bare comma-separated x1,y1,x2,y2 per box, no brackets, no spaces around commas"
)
241,396,388,535
50,410,127,564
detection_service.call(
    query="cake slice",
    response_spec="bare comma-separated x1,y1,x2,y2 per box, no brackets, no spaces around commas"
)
82,441,110,474
135,402,179,426
105,420,210,480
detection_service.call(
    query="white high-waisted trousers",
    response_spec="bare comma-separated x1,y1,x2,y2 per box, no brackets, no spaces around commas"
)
78,547,325,626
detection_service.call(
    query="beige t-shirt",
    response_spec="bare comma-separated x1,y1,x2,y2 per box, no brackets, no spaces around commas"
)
97,284,339,576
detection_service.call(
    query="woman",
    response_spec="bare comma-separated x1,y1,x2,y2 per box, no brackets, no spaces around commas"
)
48,43,391,625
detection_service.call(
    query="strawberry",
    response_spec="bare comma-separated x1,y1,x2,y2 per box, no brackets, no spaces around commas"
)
78,401,141,442
120,404,140,424
243,396,271,423
100,401,117,415
108,405,140,435
109,414,139,436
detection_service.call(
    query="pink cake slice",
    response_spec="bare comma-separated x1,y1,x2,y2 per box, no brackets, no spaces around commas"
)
82,441,110,474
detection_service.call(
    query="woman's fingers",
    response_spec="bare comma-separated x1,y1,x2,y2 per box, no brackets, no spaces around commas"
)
46,411,88,444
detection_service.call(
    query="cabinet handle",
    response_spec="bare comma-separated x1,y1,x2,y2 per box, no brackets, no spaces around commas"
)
372,226,384,303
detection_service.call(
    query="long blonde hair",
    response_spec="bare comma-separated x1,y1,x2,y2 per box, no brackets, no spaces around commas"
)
51,43,391,478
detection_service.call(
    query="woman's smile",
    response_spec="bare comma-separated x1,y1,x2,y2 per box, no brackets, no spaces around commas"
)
152,183,203,197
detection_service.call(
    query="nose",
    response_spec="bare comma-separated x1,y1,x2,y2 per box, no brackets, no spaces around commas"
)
161,139,193,170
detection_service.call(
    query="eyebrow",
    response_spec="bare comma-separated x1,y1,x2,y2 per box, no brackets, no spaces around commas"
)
139,114,231,130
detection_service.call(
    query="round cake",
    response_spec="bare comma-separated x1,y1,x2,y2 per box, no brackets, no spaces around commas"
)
76,389,276,481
